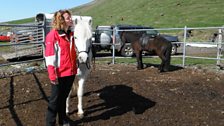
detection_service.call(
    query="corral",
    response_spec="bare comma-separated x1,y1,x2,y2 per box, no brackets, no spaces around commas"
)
0,63,224,126
0,13,224,126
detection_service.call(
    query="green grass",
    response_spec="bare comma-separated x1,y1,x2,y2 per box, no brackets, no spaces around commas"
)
70,0,224,28
3,0,224,29
0,42,11,52
95,56,218,66
2,18,34,24
0,42,10,44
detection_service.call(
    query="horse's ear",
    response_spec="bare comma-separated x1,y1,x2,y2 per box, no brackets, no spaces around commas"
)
88,19,92,26
74,18,78,25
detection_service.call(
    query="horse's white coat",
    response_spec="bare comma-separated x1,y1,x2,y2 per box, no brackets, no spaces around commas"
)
66,16,92,117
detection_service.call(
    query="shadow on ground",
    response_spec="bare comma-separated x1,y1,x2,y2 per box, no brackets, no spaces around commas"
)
145,63,183,72
71,85,156,125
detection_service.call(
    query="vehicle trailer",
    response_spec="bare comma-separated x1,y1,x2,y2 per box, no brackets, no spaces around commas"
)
1,13,92,60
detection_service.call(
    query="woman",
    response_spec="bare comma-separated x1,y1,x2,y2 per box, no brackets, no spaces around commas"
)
45,10,76,126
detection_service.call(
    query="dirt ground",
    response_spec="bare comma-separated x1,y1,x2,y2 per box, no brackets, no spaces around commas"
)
0,63,224,126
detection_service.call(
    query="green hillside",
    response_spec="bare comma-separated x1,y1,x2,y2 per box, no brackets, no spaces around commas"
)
70,0,224,28
4,0,224,28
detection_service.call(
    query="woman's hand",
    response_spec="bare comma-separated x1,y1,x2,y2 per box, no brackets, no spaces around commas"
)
50,79,59,85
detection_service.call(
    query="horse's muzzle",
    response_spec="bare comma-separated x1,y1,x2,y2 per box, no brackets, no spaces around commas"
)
78,52,88,63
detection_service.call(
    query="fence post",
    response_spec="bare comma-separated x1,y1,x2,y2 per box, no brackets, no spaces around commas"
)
216,28,222,66
112,27,116,64
182,26,187,67
42,20,46,68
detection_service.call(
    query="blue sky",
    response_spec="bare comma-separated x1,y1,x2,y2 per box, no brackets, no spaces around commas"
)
0,0,92,22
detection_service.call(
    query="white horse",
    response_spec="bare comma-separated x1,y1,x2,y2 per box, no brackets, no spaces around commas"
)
66,16,93,118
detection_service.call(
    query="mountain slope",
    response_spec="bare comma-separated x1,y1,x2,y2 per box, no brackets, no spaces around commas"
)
4,0,224,28
70,0,224,28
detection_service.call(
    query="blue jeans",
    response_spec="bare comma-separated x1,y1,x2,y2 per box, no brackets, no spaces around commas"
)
46,75,75,126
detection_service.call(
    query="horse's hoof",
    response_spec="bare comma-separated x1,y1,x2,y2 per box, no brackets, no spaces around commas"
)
159,69,165,72
77,113,84,119
163,68,169,72
137,67,143,70
164,69,169,72
66,110,70,116
160,69,168,73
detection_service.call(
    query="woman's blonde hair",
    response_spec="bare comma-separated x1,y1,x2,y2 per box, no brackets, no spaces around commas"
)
52,10,72,30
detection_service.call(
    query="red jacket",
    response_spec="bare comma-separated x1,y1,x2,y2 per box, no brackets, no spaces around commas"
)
45,29,77,81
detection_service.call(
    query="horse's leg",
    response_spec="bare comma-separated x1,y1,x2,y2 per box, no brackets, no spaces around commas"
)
158,48,171,72
160,58,165,72
139,50,143,69
66,89,72,114
66,83,76,114
77,77,85,118
163,46,172,72
135,50,143,70
157,51,166,72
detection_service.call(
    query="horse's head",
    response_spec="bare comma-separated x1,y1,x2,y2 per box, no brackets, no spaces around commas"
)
73,17,92,64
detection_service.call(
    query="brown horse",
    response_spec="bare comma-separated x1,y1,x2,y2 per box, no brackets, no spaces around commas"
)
120,31,172,72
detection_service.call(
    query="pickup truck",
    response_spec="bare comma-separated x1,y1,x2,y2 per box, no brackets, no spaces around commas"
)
0,32,11,42
93,25,180,57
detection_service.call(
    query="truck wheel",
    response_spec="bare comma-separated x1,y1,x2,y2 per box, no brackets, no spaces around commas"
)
121,45,134,57
171,44,177,55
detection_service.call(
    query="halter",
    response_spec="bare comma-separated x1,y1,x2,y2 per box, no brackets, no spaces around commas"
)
76,43,92,69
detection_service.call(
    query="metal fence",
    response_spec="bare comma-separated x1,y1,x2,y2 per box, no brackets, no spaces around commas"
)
107,26,224,67
0,22,46,67
0,22,223,69
180,26,224,67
